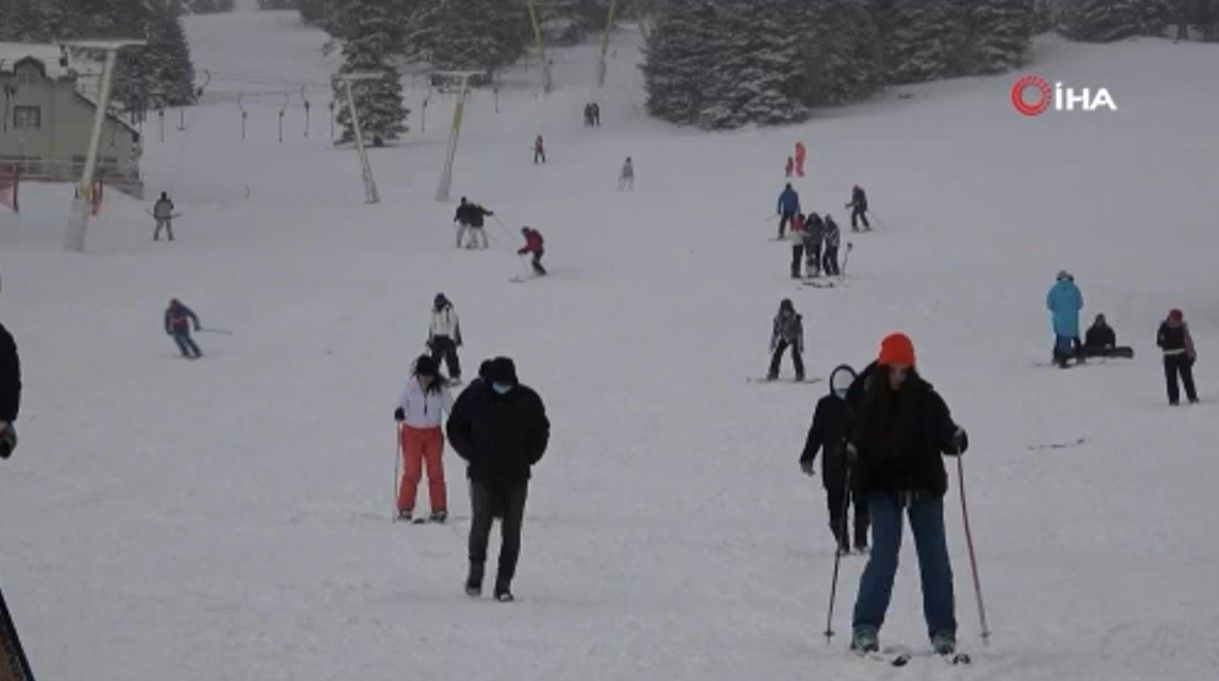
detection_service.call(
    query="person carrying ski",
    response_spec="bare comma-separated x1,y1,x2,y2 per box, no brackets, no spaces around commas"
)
454,197,494,249
164,298,202,359
0,318,20,460
518,227,546,276
394,355,454,522
777,183,801,239
153,191,175,241
846,333,968,656
1046,270,1083,368
788,213,806,279
802,212,825,278
800,364,868,554
1157,308,1198,405
822,214,842,276
428,293,463,383
785,157,794,178
794,141,807,177
447,356,550,602
845,185,870,231
768,299,804,381
619,157,635,191
533,135,546,164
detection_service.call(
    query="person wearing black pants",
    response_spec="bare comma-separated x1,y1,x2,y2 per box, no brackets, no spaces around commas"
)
822,214,842,276
768,299,804,381
846,184,870,231
429,293,463,382
801,364,868,554
447,357,550,602
1157,309,1198,405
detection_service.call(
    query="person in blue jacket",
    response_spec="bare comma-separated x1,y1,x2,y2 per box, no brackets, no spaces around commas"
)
1046,271,1083,368
776,183,801,239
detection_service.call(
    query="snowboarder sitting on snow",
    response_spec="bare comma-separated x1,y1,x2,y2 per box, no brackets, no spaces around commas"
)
777,183,801,239
802,212,825,278
767,299,804,381
845,184,870,231
164,298,201,359
822,214,842,276
801,364,868,554
454,196,494,249
1081,314,1133,359
428,293,463,384
153,192,175,241
1157,308,1198,405
1046,270,1084,368
788,213,806,279
518,227,546,276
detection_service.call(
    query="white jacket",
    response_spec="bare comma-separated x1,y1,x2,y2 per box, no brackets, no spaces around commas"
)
429,306,462,343
396,379,453,429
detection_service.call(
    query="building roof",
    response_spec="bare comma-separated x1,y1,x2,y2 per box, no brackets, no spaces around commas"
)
0,43,72,79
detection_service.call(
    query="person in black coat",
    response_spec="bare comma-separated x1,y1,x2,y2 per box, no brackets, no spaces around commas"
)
0,320,20,459
800,364,868,554
846,185,870,231
446,357,550,602
1156,308,1198,405
845,333,968,656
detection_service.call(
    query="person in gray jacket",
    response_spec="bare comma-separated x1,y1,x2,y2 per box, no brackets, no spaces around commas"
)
153,192,176,241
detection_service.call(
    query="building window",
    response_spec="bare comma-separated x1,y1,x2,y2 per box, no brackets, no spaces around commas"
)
13,106,41,129
15,66,40,85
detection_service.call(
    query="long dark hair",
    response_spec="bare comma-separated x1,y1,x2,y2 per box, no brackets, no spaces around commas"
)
857,365,919,458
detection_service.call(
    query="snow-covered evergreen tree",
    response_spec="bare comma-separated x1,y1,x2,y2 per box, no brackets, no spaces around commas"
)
799,0,884,107
116,1,197,110
0,0,70,41
186,0,236,12
880,0,961,84
952,0,1035,75
641,0,722,126
298,0,336,26
331,0,409,146
1060,0,1173,41
430,0,530,74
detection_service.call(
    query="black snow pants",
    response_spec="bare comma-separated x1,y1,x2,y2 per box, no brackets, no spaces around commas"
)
768,340,804,379
822,245,839,276
791,245,804,278
468,480,529,589
430,335,461,380
851,205,870,230
1164,354,1198,404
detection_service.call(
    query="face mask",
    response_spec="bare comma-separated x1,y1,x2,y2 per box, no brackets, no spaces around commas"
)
492,382,513,395
833,388,849,400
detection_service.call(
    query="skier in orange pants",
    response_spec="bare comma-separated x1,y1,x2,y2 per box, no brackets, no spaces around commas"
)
794,141,806,177
394,355,454,522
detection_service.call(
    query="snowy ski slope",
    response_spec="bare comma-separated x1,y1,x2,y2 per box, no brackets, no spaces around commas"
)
2,7,1219,680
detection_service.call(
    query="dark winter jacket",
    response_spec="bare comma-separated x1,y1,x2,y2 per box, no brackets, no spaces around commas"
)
1157,321,1195,358
0,322,20,422
847,362,962,497
164,302,199,335
802,214,825,248
455,203,493,227
778,187,800,215
153,197,174,220
1084,322,1116,352
823,216,841,249
771,311,804,352
447,381,550,486
801,365,857,488
848,186,868,211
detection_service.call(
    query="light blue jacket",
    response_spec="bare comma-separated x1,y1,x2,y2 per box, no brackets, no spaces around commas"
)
1046,279,1083,338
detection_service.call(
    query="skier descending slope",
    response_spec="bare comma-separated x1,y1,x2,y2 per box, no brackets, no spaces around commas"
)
1046,271,1084,368
164,298,202,359
800,364,868,554
846,333,968,657
428,294,463,384
518,227,546,276
767,299,805,381
777,183,801,239
453,197,494,249
846,184,870,231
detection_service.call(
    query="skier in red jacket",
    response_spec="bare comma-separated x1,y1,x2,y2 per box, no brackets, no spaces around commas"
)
518,227,546,276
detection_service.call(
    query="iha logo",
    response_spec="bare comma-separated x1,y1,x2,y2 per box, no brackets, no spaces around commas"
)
1011,74,1118,116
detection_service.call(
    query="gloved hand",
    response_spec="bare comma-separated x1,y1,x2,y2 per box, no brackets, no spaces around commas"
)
0,422,17,459
845,443,858,465
393,407,405,422
946,427,968,456
799,460,815,477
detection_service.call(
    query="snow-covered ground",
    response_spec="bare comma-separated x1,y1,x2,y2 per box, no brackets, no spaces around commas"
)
2,9,1219,680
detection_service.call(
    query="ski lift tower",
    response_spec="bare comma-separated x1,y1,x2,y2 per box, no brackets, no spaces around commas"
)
62,39,144,253
433,71,481,203
334,72,382,205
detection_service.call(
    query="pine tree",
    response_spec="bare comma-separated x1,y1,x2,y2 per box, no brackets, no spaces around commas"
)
799,0,884,107
114,1,197,111
431,0,530,74
258,0,299,8
1060,0,1173,41
298,0,335,25
641,0,722,126
952,0,1035,75
331,0,409,146
880,0,961,84
186,0,236,12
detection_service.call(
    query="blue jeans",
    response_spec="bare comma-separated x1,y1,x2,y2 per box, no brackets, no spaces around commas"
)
852,492,956,639
172,331,201,358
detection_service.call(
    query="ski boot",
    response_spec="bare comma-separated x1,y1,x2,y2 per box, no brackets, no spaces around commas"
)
931,631,956,656
430,510,448,523
850,627,879,654
397,509,412,522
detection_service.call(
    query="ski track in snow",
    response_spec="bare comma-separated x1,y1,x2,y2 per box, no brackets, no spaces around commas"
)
2,10,1219,681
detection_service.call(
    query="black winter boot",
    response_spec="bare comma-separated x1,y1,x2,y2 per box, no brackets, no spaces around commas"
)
465,562,484,597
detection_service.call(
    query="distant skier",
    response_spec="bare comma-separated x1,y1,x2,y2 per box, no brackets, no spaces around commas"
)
845,185,870,231
800,364,868,554
822,214,842,276
428,293,463,383
785,157,794,178
802,212,825,278
1157,308,1198,405
591,102,600,126
794,141,806,177
777,183,801,239
533,135,546,164
767,299,804,381
846,333,968,656
394,355,454,522
153,191,175,241
0,318,20,460
518,227,546,276
618,157,634,191
164,298,201,359
583,103,593,126
1081,314,1133,359
1046,270,1083,368
788,213,806,279
447,356,550,602
453,196,494,249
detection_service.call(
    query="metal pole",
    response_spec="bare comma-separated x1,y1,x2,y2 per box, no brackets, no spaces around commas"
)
177,106,185,131
435,75,469,202
343,78,379,205
65,48,118,253
158,108,165,142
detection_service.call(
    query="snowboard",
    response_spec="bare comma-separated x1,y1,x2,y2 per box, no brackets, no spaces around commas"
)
746,376,823,385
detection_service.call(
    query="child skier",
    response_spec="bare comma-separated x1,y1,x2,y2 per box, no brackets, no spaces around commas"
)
767,299,804,381
394,355,454,522
800,364,868,554
518,227,546,276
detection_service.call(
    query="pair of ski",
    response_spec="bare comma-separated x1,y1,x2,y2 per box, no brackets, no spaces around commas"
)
746,377,822,385
856,646,971,667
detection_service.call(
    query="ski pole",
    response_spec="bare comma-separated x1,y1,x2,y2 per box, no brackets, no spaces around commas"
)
956,456,991,646
197,327,233,335
393,424,402,521
824,463,852,643
869,211,887,230
840,242,853,279
492,214,515,241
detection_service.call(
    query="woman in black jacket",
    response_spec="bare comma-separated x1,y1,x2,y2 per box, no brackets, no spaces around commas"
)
847,333,967,656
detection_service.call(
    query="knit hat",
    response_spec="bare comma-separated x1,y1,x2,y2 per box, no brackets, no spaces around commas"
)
1057,270,1073,281
877,332,916,367
1169,308,1184,322
413,354,439,378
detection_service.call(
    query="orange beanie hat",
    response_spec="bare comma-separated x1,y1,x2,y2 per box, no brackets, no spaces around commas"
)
878,332,916,367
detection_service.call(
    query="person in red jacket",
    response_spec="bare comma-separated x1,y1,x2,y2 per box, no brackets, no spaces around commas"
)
518,227,546,276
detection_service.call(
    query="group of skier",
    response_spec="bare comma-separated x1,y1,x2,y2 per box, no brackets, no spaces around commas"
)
775,184,846,280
